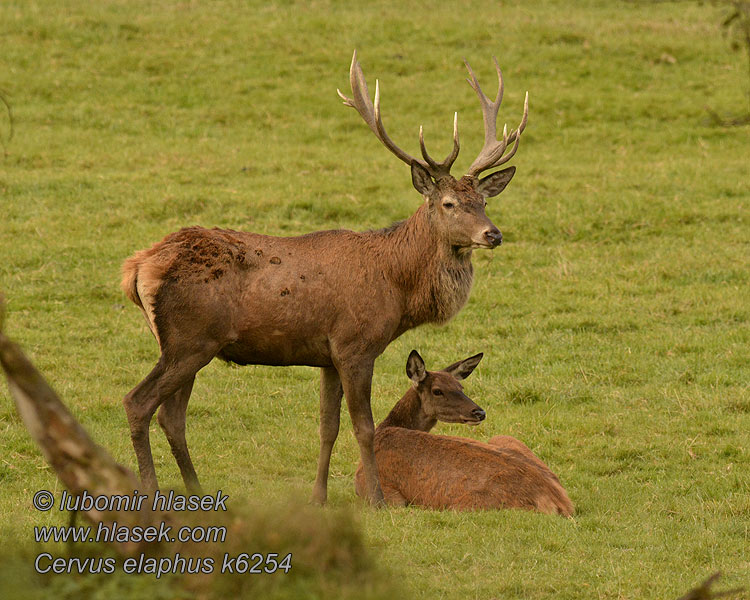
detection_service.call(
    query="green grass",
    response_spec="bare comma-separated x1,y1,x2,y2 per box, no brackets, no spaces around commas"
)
1,0,748,598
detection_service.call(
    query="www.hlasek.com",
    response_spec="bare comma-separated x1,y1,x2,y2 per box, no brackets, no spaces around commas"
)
31,489,292,578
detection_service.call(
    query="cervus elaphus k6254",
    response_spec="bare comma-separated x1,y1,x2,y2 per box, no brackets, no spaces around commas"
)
355,351,573,516
121,52,528,505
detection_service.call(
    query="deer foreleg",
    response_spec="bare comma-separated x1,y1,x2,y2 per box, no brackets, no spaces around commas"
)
311,366,343,505
339,361,385,507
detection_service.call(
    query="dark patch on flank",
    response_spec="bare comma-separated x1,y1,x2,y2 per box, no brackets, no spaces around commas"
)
160,227,252,282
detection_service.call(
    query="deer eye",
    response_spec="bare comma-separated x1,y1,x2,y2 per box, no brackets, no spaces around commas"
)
442,201,455,210
484,201,488,207
432,389,443,396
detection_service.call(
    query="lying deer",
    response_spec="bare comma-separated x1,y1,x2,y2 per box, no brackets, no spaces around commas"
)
355,351,574,516
121,51,528,505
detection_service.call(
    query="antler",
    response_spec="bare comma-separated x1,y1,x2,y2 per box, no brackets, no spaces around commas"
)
338,50,460,179
464,57,528,178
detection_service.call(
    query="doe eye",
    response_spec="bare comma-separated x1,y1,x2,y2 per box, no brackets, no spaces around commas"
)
484,201,488,207
433,389,443,396
442,202,455,209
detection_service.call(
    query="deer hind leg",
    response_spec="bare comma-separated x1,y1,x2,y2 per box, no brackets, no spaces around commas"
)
338,361,384,507
157,375,201,494
123,346,217,491
312,366,343,505
123,359,168,491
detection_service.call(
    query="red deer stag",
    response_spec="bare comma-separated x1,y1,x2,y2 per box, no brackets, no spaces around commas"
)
355,351,573,516
120,51,528,506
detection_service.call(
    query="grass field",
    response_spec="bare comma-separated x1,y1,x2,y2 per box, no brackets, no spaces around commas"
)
1,0,748,598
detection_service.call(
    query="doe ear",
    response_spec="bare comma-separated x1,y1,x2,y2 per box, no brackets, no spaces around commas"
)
443,352,483,380
476,166,515,198
411,161,436,196
406,350,427,385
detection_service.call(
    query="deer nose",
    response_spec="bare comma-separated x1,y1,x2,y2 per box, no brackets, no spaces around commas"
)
471,408,486,421
483,228,502,247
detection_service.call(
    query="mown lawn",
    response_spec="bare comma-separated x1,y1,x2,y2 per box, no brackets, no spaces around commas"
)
0,1,748,598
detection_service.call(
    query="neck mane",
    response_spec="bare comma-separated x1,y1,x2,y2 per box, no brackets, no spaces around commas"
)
378,387,437,433
366,203,474,334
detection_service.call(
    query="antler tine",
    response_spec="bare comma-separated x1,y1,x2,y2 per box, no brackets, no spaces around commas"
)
338,50,461,178
418,126,438,169
484,90,528,169
372,80,420,166
465,57,527,178
464,57,503,144
338,50,422,168
418,112,460,173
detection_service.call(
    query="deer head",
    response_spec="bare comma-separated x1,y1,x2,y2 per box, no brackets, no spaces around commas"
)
405,350,486,425
338,51,529,251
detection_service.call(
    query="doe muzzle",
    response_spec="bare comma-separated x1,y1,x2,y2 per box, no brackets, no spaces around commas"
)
471,408,486,421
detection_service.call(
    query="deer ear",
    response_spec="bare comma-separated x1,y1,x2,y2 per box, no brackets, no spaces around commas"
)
443,352,483,380
406,350,427,385
476,166,515,198
411,162,436,196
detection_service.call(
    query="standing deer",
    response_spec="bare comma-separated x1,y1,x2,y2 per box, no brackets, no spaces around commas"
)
355,351,574,516
120,51,528,505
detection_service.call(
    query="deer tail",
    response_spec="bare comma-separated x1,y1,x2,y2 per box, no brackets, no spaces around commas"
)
121,254,144,310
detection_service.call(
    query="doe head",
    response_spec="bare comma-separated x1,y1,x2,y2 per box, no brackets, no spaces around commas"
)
405,349,486,425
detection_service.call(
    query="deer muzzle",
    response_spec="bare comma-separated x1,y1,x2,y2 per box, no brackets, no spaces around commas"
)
483,227,503,248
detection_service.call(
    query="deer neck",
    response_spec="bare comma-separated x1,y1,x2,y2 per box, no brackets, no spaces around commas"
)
378,387,436,433
379,203,474,330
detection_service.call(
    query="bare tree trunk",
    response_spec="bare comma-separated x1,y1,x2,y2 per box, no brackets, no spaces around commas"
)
0,296,165,555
